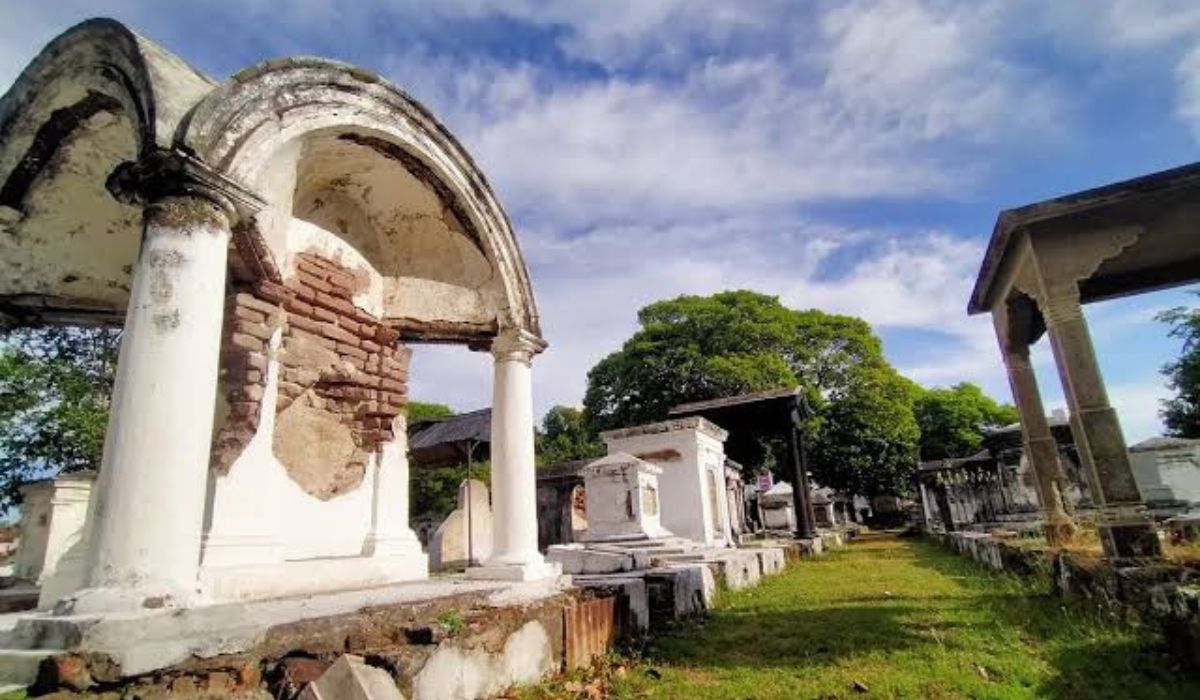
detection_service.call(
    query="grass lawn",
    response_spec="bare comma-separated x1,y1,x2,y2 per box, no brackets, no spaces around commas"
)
519,533,1200,700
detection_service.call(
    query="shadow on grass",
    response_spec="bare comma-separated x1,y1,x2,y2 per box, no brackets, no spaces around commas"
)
907,536,1200,700
646,603,932,671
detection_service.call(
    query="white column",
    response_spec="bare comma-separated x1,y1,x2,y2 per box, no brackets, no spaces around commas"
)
467,329,559,581
65,195,233,613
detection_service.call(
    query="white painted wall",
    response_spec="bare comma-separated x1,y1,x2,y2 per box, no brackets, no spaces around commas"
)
14,472,94,585
603,422,731,546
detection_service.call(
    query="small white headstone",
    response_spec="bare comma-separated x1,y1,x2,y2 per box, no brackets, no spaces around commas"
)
429,479,492,571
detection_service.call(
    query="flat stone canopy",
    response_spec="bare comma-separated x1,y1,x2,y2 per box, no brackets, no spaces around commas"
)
0,18,541,344
969,159,1200,321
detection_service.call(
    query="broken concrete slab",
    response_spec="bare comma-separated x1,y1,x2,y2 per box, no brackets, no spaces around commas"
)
298,655,404,700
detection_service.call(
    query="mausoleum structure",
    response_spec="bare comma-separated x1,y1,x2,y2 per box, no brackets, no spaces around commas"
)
970,161,1200,559
0,17,556,617
12,472,94,587
580,452,673,542
601,418,734,547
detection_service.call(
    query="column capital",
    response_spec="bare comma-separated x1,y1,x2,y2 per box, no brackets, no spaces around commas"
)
1040,290,1083,329
106,148,265,225
491,328,547,365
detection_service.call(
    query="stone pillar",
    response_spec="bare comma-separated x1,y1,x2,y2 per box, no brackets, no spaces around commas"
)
467,330,559,581
363,416,426,569
994,320,1076,545
68,192,235,612
1041,293,1161,560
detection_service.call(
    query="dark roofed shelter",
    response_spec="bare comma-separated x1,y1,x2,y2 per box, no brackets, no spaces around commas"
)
969,161,1200,561
670,387,818,540
408,408,490,468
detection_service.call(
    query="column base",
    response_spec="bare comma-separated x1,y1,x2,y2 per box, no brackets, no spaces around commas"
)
464,560,562,582
1043,520,1078,547
1098,519,1162,562
53,582,201,615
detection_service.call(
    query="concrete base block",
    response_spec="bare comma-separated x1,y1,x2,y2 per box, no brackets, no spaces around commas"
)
572,576,649,641
754,548,786,575
644,564,714,627
299,655,404,700
545,545,648,575
465,560,563,582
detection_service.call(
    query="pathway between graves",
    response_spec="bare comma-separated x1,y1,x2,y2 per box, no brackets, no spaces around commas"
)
521,532,1200,700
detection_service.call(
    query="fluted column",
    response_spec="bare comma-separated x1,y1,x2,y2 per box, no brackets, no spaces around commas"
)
1041,292,1160,560
466,329,560,581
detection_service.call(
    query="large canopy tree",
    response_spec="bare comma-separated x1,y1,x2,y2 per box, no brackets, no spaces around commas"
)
0,326,119,508
584,291,921,496
914,382,1019,461
1157,294,1200,438
536,405,604,466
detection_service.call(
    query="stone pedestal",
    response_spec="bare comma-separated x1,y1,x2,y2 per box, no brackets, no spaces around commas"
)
581,453,673,542
1042,294,1160,560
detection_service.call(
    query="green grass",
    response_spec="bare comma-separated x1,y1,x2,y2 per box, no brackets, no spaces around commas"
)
521,533,1200,700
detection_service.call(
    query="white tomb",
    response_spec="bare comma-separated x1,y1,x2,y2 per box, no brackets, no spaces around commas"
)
601,418,733,546
13,472,95,585
581,453,673,542
430,480,493,571
759,481,797,531
1129,437,1200,508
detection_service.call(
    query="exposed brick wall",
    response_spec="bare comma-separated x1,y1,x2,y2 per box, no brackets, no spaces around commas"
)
210,252,410,497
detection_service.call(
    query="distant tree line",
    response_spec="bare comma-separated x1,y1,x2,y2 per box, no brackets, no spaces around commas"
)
11,286,1196,514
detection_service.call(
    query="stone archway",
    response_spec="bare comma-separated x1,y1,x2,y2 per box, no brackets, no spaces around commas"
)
0,18,555,612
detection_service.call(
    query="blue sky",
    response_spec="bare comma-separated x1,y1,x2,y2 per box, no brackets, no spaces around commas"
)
2,1,1197,441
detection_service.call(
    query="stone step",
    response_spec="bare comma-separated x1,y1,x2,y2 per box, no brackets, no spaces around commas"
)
0,648,56,687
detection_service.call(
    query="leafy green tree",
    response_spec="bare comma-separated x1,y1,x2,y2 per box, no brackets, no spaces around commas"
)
1157,294,1200,438
0,326,119,507
585,291,799,431
583,290,921,496
536,405,604,466
407,400,454,423
812,367,922,497
914,382,1019,460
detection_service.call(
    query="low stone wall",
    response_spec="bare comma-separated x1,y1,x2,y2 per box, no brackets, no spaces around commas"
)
932,531,1200,668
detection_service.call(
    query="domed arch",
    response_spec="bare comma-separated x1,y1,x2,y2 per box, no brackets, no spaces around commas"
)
0,18,215,325
179,58,542,342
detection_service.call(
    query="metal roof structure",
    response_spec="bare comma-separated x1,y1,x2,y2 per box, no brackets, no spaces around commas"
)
408,408,490,467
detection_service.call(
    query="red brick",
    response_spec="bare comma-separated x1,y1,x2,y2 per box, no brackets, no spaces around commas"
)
321,322,357,345
380,378,406,392
360,339,382,353
227,333,263,352
337,315,361,334
374,326,400,345
254,281,290,305
295,258,330,280
297,270,333,293
338,343,368,360
236,319,274,341
236,292,279,315
286,313,323,336
312,305,338,323
311,290,356,314
233,305,266,324
282,295,314,317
